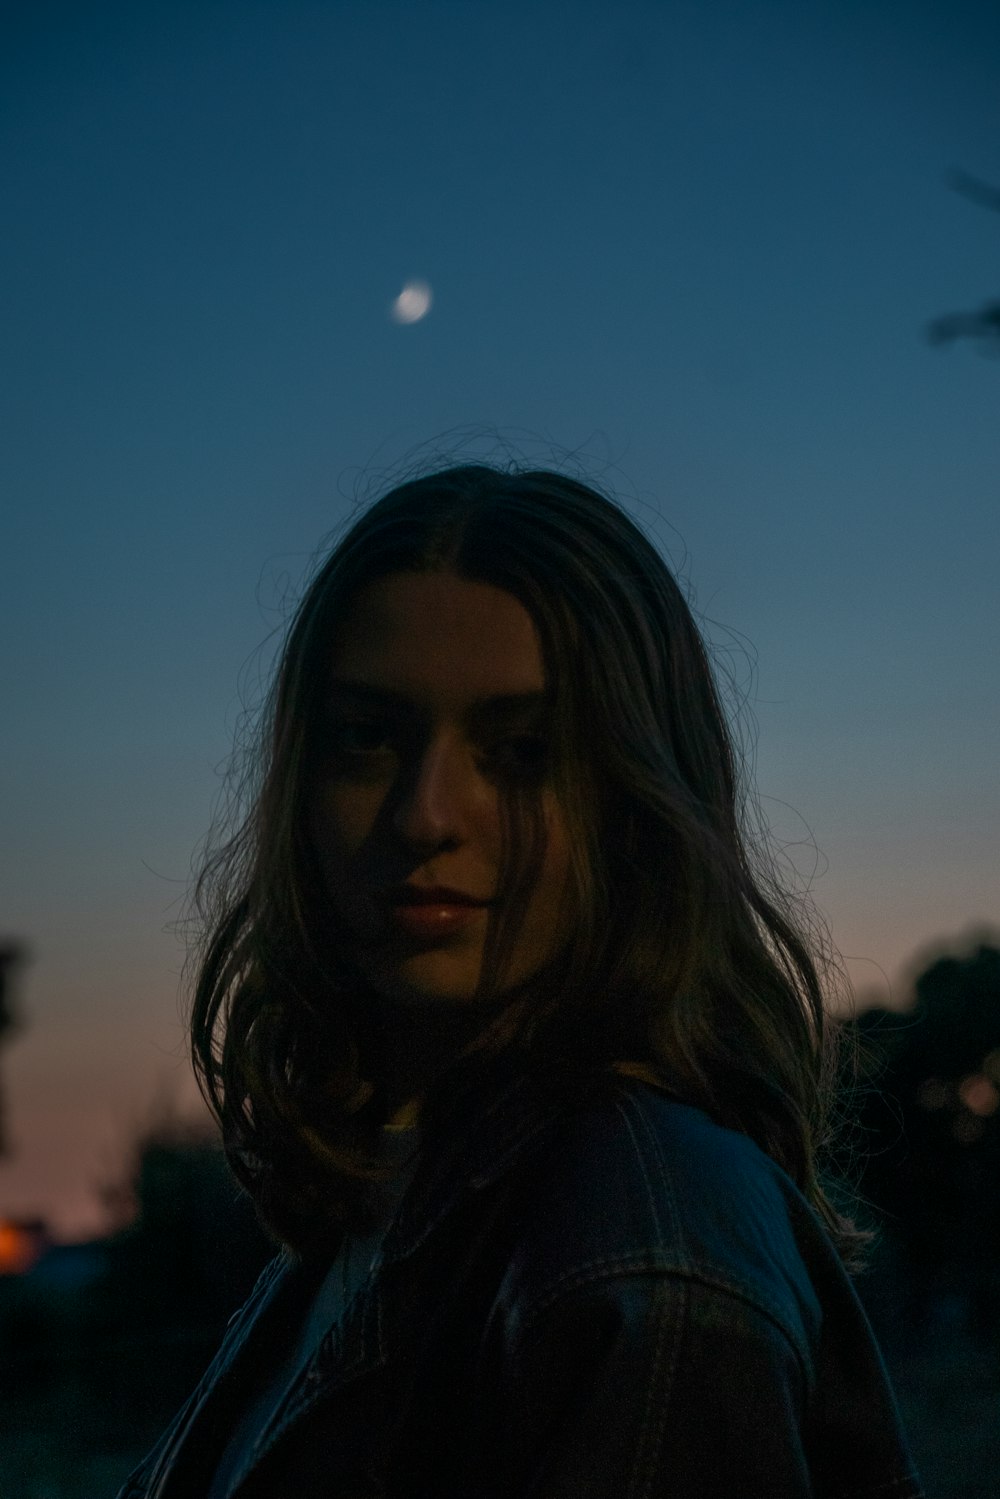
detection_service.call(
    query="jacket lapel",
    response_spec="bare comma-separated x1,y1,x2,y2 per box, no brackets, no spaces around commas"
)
134,1252,308,1499
134,1060,585,1499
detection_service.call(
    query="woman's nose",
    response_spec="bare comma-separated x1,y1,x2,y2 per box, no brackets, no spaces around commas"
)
391,737,477,848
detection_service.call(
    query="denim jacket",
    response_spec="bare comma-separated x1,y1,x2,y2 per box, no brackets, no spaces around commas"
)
117,1062,923,1498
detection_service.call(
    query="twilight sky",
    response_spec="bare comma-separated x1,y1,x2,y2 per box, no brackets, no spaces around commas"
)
2,0,998,1239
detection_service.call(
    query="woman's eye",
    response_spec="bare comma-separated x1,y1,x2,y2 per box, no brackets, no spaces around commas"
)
320,719,549,780
327,720,394,758
483,735,549,777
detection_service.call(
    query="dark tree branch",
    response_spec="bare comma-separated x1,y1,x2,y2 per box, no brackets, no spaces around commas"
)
947,168,1000,214
927,301,1000,353
927,169,1000,353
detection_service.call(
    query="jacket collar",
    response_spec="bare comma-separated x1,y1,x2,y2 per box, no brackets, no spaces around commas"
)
378,1053,633,1264
377,1055,556,1262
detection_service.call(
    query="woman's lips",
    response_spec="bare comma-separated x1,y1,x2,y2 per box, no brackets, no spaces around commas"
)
389,902,487,939
385,887,492,941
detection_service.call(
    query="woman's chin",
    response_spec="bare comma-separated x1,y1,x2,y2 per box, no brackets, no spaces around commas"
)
361,952,485,1008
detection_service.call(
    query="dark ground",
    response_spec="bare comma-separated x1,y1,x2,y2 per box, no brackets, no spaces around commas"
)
856,1241,1000,1499
892,1332,1000,1499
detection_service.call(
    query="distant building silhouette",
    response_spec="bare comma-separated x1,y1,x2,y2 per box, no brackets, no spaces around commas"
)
0,942,27,1155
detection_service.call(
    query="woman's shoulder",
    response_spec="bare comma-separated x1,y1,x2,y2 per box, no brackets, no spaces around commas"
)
498,1066,824,1351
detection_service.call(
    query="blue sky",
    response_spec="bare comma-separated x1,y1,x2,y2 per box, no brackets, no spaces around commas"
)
2,0,998,1236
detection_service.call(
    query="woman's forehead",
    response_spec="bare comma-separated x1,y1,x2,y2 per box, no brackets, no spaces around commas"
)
328,571,548,702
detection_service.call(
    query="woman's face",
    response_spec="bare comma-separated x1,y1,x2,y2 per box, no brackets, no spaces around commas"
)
307,570,574,1006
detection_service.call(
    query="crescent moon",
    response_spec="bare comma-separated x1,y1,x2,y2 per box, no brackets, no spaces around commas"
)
390,280,433,324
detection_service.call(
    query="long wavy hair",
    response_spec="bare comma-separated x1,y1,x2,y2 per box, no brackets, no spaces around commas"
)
191,463,863,1261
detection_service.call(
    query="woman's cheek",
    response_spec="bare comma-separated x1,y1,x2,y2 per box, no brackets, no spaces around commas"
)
310,781,373,863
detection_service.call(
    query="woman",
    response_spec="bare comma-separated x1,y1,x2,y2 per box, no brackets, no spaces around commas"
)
118,464,922,1498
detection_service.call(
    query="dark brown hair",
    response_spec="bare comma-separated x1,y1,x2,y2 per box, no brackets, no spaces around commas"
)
190,463,863,1260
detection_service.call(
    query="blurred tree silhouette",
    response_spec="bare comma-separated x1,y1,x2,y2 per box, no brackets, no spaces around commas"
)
840,943,1000,1348
928,169,1000,354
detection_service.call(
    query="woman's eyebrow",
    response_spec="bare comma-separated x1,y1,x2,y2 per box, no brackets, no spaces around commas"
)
327,681,548,716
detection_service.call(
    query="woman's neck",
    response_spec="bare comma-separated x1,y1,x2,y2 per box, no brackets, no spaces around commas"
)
370,996,484,1128
385,1095,422,1130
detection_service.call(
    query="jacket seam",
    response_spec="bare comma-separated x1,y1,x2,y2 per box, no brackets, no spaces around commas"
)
612,1089,814,1342
614,1093,672,1247
630,1271,686,1499
519,1262,812,1387
829,1475,924,1499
